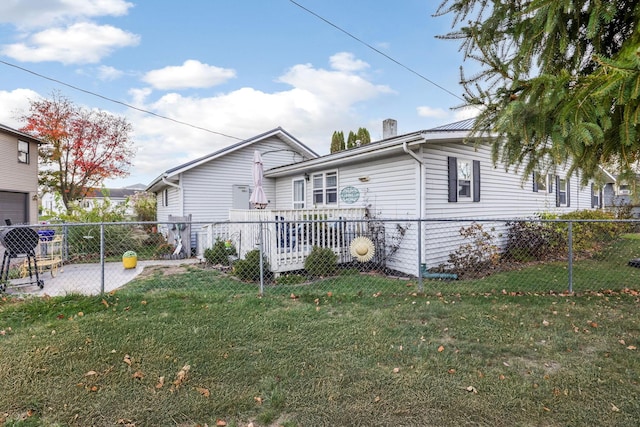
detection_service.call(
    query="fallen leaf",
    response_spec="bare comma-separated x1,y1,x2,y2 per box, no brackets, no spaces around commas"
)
543,407,551,412
77,312,84,317
290,293,298,299
589,322,598,328
465,385,478,394
619,339,626,345
437,345,445,352
132,371,144,380
141,300,147,305
627,345,637,350
393,367,400,373
173,364,191,388
123,355,132,366
611,403,620,412
503,361,510,367
156,376,165,389
254,396,263,405
327,291,333,297
101,299,109,308
448,368,456,374
84,371,98,377
90,386,99,392
216,420,227,426
542,320,550,327
195,387,210,397
499,374,506,380
374,396,381,403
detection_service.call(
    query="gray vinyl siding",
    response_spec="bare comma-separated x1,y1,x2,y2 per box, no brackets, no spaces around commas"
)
0,131,38,223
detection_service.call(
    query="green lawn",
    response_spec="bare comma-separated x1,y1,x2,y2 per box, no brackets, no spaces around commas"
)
0,263,639,426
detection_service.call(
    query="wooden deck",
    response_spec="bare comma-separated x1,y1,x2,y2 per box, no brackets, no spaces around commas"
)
198,208,368,273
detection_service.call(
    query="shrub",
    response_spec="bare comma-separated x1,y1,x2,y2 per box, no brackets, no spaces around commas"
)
204,239,236,266
304,246,337,277
447,223,499,277
504,220,565,262
234,249,269,282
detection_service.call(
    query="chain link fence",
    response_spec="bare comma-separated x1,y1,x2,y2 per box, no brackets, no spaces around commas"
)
1,218,639,296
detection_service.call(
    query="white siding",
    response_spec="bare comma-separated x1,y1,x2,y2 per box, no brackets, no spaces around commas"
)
421,141,598,268
274,154,422,275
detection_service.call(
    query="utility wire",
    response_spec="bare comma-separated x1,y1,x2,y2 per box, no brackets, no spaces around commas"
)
288,0,467,103
0,59,243,141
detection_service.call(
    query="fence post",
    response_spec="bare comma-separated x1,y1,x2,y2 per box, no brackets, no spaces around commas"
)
568,221,573,294
258,220,264,296
100,223,105,294
417,219,423,292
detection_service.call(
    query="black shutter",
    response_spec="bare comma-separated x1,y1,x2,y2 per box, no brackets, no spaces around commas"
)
566,179,571,207
448,156,457,202
555,176,560,207
533,172,538,192
591,183,595,208
473,160,481,202
600,188,603,208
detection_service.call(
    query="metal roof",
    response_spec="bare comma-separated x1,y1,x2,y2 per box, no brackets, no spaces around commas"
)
427,117,476,132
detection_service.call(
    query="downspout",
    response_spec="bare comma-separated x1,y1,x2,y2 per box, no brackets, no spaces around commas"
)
403,141,425,290
162,176,184,215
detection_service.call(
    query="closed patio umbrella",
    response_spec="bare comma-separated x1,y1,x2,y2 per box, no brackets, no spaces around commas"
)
250,150,268,209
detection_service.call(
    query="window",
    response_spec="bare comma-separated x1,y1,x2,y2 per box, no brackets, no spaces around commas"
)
448,157,480,202
617,184,631,195
533,172,548,192
591,183,601,208
18,140,29,164
312,171,338,206
458,160,472,198
162,189,169,207
555,176,570,207
292,178,305,209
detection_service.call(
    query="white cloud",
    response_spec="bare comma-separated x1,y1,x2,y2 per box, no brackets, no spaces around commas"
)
329,52,370,72
453,106,480,121
0,88,41,128
125,57,394,182
417,105,449,119
142,60,236,90
97,65,124,81
0,0,133,29
1,22,140,64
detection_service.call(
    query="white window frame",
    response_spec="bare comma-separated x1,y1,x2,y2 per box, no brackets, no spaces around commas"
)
162,189,169,207
18,140,29,164
592,184,600,208
457,159,473,200
292,178,306,209
312,171,338,206
534,172,548,192
558,178,568,206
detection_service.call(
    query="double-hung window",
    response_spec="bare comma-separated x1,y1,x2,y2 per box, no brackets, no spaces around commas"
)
533,172,549,192
555,176,570,207
448,157,480,202
312,171,338,206
292,178,305,209
18,140,29,164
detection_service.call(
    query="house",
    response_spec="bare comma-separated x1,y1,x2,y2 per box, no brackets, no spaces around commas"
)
229,119,602,276
0,123,42,225
152,119,601,276
40,184,147,218
146,127,318,254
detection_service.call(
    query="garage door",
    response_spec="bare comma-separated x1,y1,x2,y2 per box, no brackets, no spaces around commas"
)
0,191,28,225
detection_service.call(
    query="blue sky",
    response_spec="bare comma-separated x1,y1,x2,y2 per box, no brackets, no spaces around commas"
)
0,0,478,187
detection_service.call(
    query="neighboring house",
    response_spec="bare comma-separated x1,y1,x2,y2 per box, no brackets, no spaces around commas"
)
602,173,640,216
152,119,603,276
41,184,146,218
146,127,318,253
0,123,42,225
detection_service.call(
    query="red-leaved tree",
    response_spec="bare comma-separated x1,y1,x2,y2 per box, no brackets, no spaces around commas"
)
20,92,136,214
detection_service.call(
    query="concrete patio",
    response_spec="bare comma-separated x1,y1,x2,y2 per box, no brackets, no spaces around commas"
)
2,258,201,297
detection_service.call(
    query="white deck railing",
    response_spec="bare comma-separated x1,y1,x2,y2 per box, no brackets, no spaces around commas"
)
198,208,368,273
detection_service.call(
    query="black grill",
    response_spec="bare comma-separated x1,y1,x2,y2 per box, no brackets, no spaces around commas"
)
0,227,44,291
